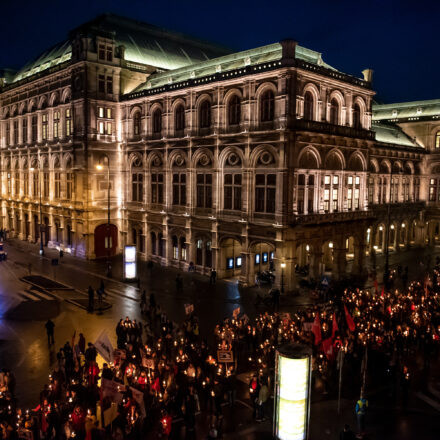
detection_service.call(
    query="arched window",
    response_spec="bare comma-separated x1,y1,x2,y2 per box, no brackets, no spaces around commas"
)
329,98,339,125
303,91,314,121
228,95,241,126
133,112,141,136
152,109,162,134
175,104,185,132
353,103,361,129
435,131,440,149
199,100,211,128
260,90,275,122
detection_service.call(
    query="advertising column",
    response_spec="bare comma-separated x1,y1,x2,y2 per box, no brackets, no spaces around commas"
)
273,344,312,440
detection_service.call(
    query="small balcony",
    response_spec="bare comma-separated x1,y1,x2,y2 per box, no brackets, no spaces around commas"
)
292,119,375,140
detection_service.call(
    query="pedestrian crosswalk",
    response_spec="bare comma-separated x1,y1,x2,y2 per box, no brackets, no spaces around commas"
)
16,289,57,302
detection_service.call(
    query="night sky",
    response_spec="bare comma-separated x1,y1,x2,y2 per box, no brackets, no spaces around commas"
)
1,0,438,103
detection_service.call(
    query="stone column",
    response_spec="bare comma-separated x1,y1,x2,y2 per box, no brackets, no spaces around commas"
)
310,245,323,280
352,241,367,277
332,247,347,280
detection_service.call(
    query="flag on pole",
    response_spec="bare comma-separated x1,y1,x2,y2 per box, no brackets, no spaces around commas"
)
322,337,334,360
94,331,114,363
374,279,378,294
332,313,339,339
311,313,322,345
344,305,356,332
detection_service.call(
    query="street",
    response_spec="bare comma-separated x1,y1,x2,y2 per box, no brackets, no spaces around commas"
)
1,239,440,439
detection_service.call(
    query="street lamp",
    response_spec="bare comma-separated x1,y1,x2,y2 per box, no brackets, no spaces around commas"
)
96,155,112,277
280,262,286,294
30,166,44,256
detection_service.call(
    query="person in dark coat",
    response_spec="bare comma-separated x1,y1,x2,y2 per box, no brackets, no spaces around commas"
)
45,319,55,345
88,286,94,312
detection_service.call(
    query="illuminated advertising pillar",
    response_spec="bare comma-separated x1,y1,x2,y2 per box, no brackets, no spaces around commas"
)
273,344,312,440
124,245,137,280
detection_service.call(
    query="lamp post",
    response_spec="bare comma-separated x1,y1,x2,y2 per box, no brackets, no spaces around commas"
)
30,165,44,256
96,154,111,277
280,262,286,294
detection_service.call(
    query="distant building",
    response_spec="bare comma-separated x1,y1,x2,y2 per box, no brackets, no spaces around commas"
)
0,13,436,289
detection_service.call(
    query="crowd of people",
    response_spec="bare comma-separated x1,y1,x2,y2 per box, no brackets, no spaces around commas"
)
0,262,440,439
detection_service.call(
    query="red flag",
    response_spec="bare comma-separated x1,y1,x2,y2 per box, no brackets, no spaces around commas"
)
311,314,322,345
344,305,356,332
322,337,334,360
374,279,378,294
381,287,384,298
332,313,339,339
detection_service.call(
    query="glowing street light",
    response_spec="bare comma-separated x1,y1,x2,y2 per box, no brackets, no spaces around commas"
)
96,155,112,277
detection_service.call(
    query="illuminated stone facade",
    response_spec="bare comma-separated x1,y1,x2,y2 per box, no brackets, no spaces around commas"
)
0,14,438,289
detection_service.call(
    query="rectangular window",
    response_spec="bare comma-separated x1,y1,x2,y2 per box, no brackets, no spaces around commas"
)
15,172,20,196
43,172,49,198
332,188,338,212
354,188,360,209
22,118,27,143
33,172,38,197
224,173,242,210
333,175,339,185
66,172,73,199
106,46,113,62
151,173,164,204
255,173,276,213
172,173,186,206
99,121,105,134
42,114,48,141
23,172,28,196
13,120,18,145
105,122,112,135
98,107,104,118
54,172,61,199
324,188,330,213
98,44,105,60
132,173,144,202
347,176,353,185
7,173,11,195
65,109,72,136
5,122,10,146
324,175,331,185
53,111,60,139
98,75,105,93
106,108,112,119
106,76,113,94
31,115,38,142
196,173,212,208
347,188,353,209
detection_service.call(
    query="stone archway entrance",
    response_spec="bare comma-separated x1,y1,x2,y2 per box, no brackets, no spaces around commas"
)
218,237,242,279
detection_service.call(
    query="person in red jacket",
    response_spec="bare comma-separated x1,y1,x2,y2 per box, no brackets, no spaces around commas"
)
71,405,86,438
160,410,172,438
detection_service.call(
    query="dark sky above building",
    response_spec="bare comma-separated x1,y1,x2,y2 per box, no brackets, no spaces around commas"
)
1,0,438,103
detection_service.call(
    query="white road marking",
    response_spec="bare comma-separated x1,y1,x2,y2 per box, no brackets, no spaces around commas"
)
19,290,41,301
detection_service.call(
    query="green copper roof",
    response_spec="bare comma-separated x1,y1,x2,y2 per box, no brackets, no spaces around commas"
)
372,122,421,148
373,99,440,121
8,13,231,85
12,40,72,83
133,42,337,92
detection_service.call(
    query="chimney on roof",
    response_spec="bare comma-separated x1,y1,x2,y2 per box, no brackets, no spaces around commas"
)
280,39,297,66
362,69,374,83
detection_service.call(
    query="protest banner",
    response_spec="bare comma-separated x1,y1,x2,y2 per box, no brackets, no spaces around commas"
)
101,378,125,403
130,386,146,418
103,403,118,427
217,350,234,363
94,331,114,363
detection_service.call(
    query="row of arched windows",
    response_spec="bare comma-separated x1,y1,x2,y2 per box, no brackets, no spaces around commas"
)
303,91,364,128
131,90,275,137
